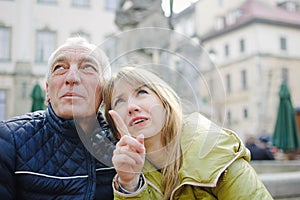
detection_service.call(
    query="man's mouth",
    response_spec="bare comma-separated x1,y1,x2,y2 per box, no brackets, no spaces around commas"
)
62,92,82,98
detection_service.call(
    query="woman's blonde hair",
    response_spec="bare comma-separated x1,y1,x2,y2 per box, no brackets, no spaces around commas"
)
103,66,183,200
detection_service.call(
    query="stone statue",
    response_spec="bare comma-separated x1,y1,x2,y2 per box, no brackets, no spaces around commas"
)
115,0,162,29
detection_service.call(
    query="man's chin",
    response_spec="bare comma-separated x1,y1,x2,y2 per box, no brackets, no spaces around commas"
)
57,109,94,119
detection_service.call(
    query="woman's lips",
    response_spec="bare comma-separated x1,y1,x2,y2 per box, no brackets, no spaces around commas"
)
130,116,148,126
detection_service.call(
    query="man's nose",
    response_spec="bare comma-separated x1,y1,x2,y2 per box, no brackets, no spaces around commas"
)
65,67,80,85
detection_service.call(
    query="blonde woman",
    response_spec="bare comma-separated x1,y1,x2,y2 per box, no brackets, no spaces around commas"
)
103,66,273,200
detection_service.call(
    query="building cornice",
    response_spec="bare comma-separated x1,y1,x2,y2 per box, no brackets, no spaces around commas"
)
202,52,300,73
201,17,300,42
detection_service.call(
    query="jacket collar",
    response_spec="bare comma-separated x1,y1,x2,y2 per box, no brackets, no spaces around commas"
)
45,103,116,166
46,103,79,138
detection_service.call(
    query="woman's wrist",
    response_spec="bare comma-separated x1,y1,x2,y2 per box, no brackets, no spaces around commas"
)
115,174,144,194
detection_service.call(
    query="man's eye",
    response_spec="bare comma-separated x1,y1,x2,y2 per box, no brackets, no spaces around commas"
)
82,64,97,72
53,65,62,71
52,65,66,73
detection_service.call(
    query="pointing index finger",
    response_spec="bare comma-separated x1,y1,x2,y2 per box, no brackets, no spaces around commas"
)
108,110,131,137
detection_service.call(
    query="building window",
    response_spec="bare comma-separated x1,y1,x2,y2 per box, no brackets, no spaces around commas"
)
0,90,7,121
226,12,235,26
37,0,57,4
226,74,231,93
285,2,297,11
239,38,245,53
278,1,297,12
243,108,248,119
36,30,56,63
0,26,11,61
215,17,225,30
22,82,27,99
282,67,289,84
280,37,287,51
105,0,120,11
72,0,90,8
225,10,242,26
224,44,229,57
71,31,90,42
208,49,217,62
241,69,247,90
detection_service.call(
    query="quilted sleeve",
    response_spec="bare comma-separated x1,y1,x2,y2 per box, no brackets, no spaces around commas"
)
0,121,16,199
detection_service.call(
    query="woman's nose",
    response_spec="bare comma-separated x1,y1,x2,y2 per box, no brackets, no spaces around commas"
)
128,101,141,115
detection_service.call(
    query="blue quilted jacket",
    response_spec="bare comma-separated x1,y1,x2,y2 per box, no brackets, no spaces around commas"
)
0,104,116,200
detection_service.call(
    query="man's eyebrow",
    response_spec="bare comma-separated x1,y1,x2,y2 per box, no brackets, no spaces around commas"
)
51,55,66,65
51,55,99,66
83,56,99,67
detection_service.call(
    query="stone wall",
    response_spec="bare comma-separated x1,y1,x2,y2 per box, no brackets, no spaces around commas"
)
251,160,300,199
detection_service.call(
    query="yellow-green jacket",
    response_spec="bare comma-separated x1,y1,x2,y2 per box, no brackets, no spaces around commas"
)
113,113,273,199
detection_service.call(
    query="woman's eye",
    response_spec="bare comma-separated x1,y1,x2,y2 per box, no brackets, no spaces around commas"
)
113,98,124,107
138,89,148,95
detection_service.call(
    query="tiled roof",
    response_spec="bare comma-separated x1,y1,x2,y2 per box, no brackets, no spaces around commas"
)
239,0,300,25
201,0,300,41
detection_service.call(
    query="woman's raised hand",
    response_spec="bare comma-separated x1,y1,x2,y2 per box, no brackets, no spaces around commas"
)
109,110,145,192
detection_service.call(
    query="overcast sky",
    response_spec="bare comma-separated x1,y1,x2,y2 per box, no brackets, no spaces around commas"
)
161,0,199,16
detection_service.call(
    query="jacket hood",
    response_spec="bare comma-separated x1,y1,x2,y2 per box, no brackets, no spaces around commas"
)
179,112,250,186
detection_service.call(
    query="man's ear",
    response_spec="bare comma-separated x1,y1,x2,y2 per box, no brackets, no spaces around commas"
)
45,82,50,102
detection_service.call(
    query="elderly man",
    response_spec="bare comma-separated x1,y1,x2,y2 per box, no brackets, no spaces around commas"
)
0,37,116,199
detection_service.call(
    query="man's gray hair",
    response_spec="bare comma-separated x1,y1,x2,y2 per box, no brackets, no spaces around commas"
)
46,36,111,82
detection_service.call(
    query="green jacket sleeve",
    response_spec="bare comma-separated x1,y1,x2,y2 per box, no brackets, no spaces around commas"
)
212,158,273,200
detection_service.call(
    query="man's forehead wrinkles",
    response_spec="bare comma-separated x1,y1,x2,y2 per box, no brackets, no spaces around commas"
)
53,52,96,62
54,46,93,56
